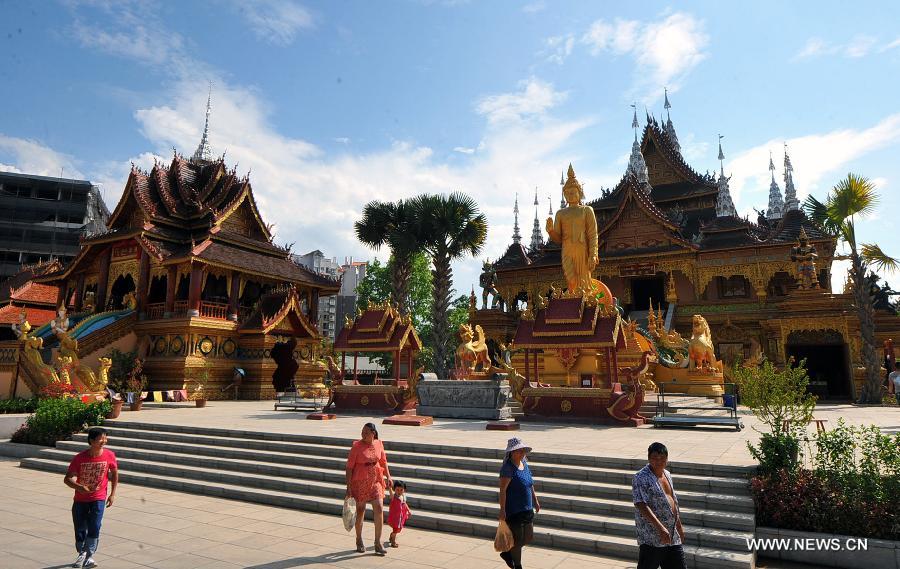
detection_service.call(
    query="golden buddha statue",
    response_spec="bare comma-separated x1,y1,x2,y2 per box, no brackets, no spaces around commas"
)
546,164,612,306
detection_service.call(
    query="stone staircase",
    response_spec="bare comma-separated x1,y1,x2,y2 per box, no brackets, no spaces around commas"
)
19,421,756,569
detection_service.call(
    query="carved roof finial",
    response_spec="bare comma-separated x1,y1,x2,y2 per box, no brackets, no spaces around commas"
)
529,186,543,253
662,88,681,153
626,105,650,190
783,142,799,212
715,135,736,218
192,83,213,163
512,193,522,244
767,150,784,220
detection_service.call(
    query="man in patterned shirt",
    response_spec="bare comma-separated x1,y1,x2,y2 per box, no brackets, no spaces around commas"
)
632,442,686,569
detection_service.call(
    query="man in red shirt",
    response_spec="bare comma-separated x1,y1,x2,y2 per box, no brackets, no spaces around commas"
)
64,427,118,568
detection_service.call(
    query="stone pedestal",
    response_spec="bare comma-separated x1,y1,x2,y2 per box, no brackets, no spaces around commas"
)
416,379,511,420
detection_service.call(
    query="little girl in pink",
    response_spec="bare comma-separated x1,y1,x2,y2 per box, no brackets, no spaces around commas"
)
387,480,411,547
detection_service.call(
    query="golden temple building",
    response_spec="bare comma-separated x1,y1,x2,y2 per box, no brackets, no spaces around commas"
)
476,104,900,401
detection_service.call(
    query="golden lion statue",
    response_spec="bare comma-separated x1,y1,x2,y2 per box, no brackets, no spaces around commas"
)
455,323,490,373
688,314,718,371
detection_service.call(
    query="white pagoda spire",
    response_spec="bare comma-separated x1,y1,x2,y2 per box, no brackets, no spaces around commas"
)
663,88,681,154
192,85,213,163
512,193,522,244
529,187,544,252
559,169,566,209
715,135,737,217
783,142,799,212
626,103,650,190
767,151,784,220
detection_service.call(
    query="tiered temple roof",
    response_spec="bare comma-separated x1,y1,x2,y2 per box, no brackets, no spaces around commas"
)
0,260,62,325
334,303,421,353
513,296,626,348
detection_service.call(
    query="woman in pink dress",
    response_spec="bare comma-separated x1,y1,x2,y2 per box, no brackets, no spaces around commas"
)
345,422,393,555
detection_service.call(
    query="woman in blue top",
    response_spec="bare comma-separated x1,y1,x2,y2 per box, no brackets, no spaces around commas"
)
498,437,541,569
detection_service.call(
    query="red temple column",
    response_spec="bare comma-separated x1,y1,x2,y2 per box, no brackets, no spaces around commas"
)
187,264,203,317
228,272,241,321
73,273,85,311
611,348,620,385
95,248,111,312
136,249,150,316
393,351,400,382
164,265,177,317
352,352,359,383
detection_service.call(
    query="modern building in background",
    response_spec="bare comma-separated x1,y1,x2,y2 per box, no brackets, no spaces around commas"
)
292,250,367,343
0,171,109,280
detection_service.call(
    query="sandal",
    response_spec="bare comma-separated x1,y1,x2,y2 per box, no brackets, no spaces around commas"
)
355,537,365,553
374,542,387,556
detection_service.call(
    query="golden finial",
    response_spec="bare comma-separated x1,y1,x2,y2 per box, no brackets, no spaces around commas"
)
344,315,354,329
536,294,548,310
567,163,575,180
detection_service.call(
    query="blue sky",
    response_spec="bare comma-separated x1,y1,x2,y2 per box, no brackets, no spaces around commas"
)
2,0,900,294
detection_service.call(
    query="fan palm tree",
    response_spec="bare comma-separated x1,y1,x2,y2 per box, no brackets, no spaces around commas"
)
354,200,419,314
804,173,898,403
410,192,488,378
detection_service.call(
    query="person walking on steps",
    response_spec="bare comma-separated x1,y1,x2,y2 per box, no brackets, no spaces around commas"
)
345,422,393,555
632,442,686,569
498,437,540,569
64,427,118,568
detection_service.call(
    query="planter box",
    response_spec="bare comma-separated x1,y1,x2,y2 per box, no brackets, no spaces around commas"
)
756,527,899,569
0,414,30,439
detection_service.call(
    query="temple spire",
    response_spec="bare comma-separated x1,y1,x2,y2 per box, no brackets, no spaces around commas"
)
559,169,566,209
715,135,737,217
767,150,784,220
626,103,650,190
783,142,799,212
663,88,681,154
548,195,553,216
192,85,213,163
512,193,522,244
529,187,544,252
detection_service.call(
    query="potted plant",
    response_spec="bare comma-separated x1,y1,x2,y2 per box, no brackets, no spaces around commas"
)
186,361,212,408
125,374,149,411
108,397,124,419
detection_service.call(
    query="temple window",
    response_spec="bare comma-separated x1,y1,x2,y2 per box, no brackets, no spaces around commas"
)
147,275,167,303
175,274,190,300
717,276,749,298
201,274,229,303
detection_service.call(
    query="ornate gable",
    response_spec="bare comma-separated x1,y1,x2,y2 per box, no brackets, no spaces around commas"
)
217,197,269,241
598,180,694,253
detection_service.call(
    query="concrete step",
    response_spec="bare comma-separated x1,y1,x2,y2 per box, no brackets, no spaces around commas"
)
21,456,755,569
98,423,753,485
62,435,752,514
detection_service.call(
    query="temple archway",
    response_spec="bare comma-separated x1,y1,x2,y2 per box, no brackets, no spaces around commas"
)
786,328,851,400
148,274,167,304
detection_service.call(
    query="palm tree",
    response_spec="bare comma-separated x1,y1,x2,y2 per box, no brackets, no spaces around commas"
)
410,192,488,378
804,173,898,403
354,200,419,314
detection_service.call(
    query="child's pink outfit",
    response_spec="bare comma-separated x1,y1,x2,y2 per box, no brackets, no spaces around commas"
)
388,494,410,532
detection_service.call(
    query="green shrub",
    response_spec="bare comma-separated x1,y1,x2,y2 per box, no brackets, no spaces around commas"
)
751,420,900,540
0,398,38,414
749,432,802,476
10,397,112,446
733,359,817,436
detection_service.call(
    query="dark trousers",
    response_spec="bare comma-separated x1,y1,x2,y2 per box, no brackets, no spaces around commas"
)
637,544,686,569
502,510,534,568
72,500,105,555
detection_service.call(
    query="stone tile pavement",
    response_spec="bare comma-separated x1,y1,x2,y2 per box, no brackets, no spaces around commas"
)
1,458,820,569
117,401,900,467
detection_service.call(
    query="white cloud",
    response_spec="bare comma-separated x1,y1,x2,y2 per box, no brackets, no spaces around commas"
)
0,135,84,179
542,34,575,65
333,137,351,145
795,35,891,60
725,114,900,213
231,0,315,46
522,1,545,14
581,13,708,102
453,146,475,154
475,77,568,124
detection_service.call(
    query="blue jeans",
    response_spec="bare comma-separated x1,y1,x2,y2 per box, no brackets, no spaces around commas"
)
72,500,105,555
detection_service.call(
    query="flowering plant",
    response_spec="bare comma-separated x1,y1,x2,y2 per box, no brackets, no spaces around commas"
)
39,381,79,399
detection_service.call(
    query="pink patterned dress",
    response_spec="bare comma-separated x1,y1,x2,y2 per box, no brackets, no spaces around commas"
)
346,439,387,503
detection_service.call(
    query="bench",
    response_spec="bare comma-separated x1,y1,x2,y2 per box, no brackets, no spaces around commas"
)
273,389,326,412
650,415,744,431
782,418,828,433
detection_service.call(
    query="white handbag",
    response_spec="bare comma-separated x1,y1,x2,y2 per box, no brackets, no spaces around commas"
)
342,497,357,531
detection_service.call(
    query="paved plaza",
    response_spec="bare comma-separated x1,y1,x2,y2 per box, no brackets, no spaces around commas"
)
98,400,899,467
2,458,820,569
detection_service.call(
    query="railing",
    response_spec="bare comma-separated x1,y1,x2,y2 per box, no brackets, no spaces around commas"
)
145,303,165,320
199,301,229,320
173,301,189,317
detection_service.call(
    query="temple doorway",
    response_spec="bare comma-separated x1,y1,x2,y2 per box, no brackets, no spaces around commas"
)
630,276,665,310
109,274,136,310
786,329,851,400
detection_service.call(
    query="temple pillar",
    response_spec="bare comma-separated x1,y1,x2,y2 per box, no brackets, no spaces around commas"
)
228,272,241,321
95,248,111,312
74,273,85,311
136,249,150,316
310,288,319,324
164,266,177,317
188,264,203,317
